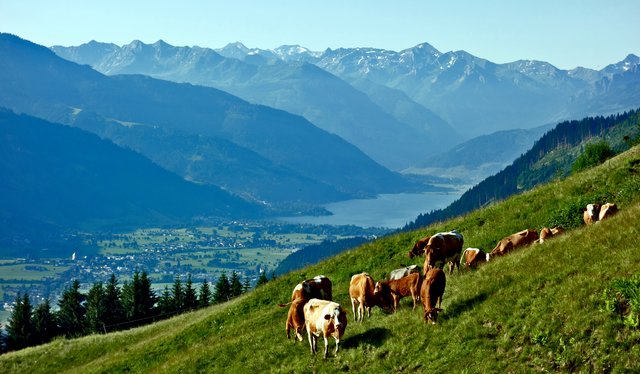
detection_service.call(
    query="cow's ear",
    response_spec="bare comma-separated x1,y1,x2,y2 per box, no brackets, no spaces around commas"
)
324,314,331,320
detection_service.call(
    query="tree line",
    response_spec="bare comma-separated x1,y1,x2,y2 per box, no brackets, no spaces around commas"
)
1,270,270,353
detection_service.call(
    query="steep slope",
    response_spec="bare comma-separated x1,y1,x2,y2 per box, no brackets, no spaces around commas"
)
407,109,640,230
1,34,412,207
0,109,262,255
52,40,457,169
2,138,640,373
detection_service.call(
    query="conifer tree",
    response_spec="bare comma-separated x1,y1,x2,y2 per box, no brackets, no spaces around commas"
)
242,277,252,293
85,281,107,334
139,271,156,318
57,279,86,338
229,271,244,298
121,271,140,321
198,279,211,308
213,272,231,303
157,286,173,316
6,293,34,351
183,273,198,310
256,271,269,287
103,273,125,331
32,298,57,345
171,275,184,311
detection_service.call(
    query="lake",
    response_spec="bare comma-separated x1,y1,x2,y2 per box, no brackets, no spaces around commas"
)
279,192,461,229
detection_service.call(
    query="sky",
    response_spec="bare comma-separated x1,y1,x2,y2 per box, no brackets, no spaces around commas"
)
1,0,639,70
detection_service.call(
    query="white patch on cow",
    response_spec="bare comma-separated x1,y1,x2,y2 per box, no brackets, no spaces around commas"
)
314,275,326,283
586,204,596,218
294,283,303,292
485,253,491,262
466,248,480,256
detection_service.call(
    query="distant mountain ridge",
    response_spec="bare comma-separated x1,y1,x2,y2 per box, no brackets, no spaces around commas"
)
51,39,459,169
1,33,413,211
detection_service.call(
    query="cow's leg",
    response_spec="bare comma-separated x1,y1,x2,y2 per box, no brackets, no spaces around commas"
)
351,298,357,321
323,334,329,359
307,326,315,354
334,336,340,355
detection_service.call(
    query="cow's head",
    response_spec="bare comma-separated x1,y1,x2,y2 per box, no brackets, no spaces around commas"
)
408,236,430,258
424,307,443,324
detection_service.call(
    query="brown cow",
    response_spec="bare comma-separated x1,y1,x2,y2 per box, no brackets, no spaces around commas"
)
583,203,601,225
490,229,539,256
290,275,333,302
408,236,431,258
423,230,464,274
303,299,348,359
421,268,446,324
538,226,565,244
460,247,490,269
348,272,392,322
284,297,307,342
598,203,618,222
374,272,422,311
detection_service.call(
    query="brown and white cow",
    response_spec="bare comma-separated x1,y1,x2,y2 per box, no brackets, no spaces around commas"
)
460,247,490,269
598,203,618,222
284,297,307,342
583,203,601,225
423,230,464,274
538,226,565,244
290,275,333,302
490,229,539,257
388,264,420,280
421,268,446,324
408,236,431,258
303,299,348,359
374,272,422,311
348,272,392,322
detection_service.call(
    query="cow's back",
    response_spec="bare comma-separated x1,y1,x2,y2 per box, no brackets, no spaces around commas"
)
349,273,373,299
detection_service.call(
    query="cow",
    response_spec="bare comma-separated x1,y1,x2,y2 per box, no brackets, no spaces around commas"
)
284,297,307,342
408,236,431,258
303,298,348,359
348,272,392,322
490,229,539,257
290,275,333,302
538,226,565,244
388,264,420,280
460,247,490,269
598,203,618,222
374,272,422,311
583,203,601,225
421,268,446,324
423,230,464,274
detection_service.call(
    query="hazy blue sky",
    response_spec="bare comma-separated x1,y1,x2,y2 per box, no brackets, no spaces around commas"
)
1,0,638,69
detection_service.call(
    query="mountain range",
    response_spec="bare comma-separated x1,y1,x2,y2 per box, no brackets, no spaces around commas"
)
0,33,413,212
52,39,640,175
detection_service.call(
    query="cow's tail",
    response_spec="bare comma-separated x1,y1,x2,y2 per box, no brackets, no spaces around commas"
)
459,248,469,267
278,302,292,308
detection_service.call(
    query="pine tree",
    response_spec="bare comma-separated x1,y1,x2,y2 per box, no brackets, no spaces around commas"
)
171,275,184,311
85,281,107,334
103,273,125,331
121,271,139,321
229,271,243,298
157,286,173,316
213,272,231,303
57,279,86,338
256,271,269,287
32,298,57,345
198,279,211,308
139,271,156,318
242,277,252,293
183,273,198,310
6,293,34,351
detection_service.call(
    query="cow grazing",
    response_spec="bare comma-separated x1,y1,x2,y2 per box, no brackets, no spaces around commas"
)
598,203,618,222
583,203,601,225
388,264,420,280
284,297,307,342
490,229,539,256
303,299,348,359
374,272,422,311
460,247,490,269
421,268,446,324
408,236,431,258
538,226,565,244
348,272,391,322
290,275,333,302
423,230,464,274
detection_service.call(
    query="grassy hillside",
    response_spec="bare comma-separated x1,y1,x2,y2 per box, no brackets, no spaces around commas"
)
2,146,640,372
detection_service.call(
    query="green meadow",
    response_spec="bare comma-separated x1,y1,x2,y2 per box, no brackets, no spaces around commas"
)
1,145,640,373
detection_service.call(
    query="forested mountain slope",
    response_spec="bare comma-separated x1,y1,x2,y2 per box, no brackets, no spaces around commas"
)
2,137,639,373
405,109,640,231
